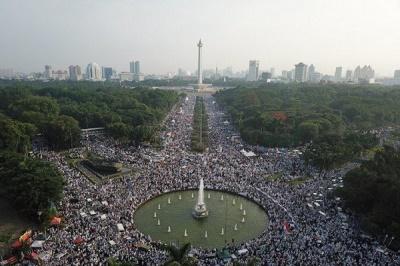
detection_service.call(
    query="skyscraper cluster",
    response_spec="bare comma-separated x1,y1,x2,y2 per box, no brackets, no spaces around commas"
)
69,65,82,81
38,59,143,82
353,65,375,83
130,60,141,75
86,63,102,81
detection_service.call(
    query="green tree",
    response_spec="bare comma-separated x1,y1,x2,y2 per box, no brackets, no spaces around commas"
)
43,115,81,150
162,243,196,266
0,151,64,218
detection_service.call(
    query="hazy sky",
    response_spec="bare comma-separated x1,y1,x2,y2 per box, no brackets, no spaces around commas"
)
1,0,399,76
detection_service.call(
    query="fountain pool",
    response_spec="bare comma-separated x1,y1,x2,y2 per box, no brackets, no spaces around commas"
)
134,190,268,248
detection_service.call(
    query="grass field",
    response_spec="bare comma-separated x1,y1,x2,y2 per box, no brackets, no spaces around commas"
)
0,198,34,246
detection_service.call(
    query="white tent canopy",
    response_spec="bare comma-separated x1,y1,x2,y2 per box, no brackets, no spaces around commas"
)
240,149,256,157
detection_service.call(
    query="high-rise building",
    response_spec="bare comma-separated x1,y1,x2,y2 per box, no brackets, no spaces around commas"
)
44,65,53,79
119,72,134,81
334,67,343,82
294,62,307,82
53,70,68,80
102,67,113,80
69,65,82,81
308,64,315,81
270,68,275,78
311,72,322,83
129,61,135,73
394,70,400,79
134,61,140,74
86,62,102,81
247,60,259,81
345,70,353,81
281,70,288,79
354,66,361,82
0,68,14,79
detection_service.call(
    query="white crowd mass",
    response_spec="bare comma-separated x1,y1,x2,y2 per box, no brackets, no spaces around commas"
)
33,94,400,265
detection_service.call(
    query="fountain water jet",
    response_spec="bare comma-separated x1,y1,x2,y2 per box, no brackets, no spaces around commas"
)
167,226,171,233
221,227,224,235
158,204,161,210
241,217,245,223
204,231,208,238
153,212,157,218
157,219,160,226
192,178,208,218
184,229,188,237
234,224,238,231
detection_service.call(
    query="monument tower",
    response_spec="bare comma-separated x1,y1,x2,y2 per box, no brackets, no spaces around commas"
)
192,39,211,91
197,39,203,85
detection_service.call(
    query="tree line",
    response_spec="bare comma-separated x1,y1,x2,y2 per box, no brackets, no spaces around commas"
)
191,96,209,152
0,80,180,150
0,80,180,222
214,84,400,170
338,146,400,249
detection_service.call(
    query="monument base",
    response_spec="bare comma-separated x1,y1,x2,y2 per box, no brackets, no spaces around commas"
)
191,83,212,92
192,204,209,219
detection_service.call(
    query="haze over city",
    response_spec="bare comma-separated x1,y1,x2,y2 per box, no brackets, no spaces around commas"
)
1,0,400,76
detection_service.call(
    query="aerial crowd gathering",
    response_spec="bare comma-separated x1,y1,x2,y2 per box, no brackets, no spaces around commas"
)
30,94,399,265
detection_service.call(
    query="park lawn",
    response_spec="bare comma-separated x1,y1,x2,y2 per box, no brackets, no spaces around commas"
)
0,199,35,246
265,172,283,182
287,176,312,186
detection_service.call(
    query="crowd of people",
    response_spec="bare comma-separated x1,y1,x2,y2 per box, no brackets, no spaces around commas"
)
35,94,399,265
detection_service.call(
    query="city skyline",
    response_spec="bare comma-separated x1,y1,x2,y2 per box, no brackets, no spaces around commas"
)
0,0,400,76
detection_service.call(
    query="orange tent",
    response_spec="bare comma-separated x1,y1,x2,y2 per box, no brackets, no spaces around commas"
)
19,230,32,242
73,236,84,245
24,251,39,261
11,240,22,249
50,216,62,225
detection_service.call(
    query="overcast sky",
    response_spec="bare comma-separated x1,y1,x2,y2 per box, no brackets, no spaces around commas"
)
1,0,399,76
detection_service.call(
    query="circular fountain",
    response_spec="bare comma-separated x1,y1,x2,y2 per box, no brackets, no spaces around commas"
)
134,179,268,248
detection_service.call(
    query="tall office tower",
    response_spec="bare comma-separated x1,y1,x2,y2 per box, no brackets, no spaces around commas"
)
335,67,343,82
69,65,82,81
281,70,288,79
135,61,140,74
353,66,361,82
270,67,275,78
287,70,294,80
307,64,315,81
86,62,102,81
130,61,135,73
345,70,353,81
247,60,259,81
44,65,53,79
294,62,308,82
102,67,113,80
394,70,400,79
